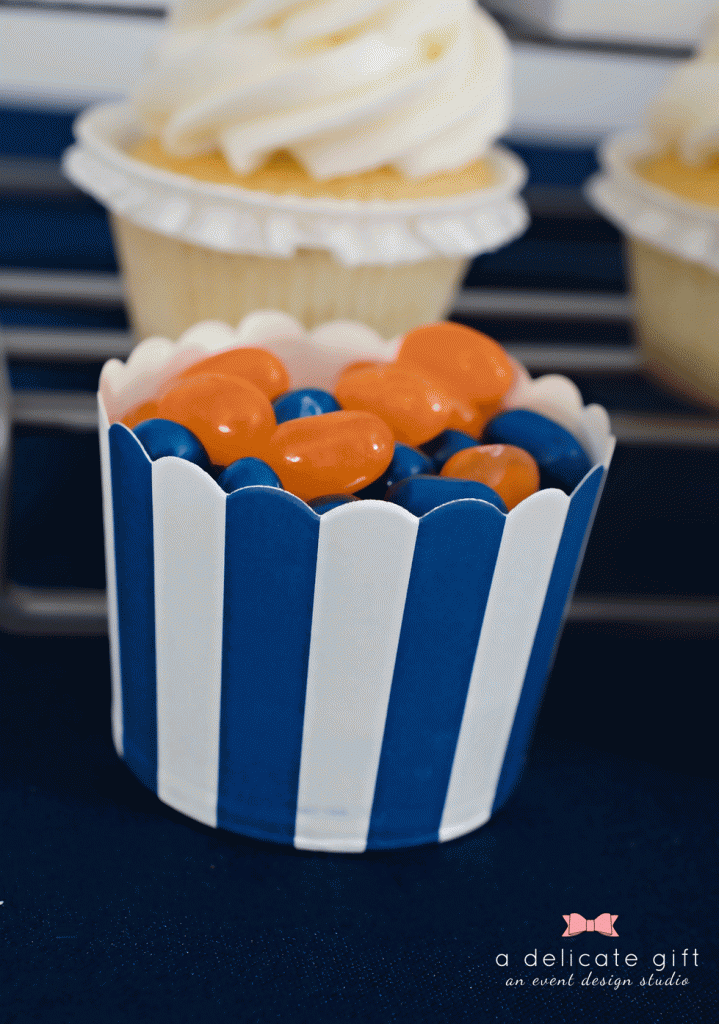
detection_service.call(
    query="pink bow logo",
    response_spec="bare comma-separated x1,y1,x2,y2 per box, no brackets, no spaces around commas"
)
562,914,618,937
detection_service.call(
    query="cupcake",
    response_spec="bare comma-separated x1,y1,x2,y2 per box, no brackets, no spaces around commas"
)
63,0,528,342
588,10,719,408
98,312,614,851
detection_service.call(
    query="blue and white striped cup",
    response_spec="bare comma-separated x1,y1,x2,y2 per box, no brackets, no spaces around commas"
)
98,365,614,852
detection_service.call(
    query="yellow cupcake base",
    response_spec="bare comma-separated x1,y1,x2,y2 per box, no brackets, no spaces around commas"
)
131,139,496,202
63,104,529,343
627,239,719,409
634,151,719,210
117,142,483,337
588,133,719,410
112,214,468,341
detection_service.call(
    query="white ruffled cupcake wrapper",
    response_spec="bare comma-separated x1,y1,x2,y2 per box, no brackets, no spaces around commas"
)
587,132,719,276
63,103,529,268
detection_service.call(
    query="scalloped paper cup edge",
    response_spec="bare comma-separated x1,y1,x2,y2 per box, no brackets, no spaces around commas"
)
586,132,719,276
63,103,530,267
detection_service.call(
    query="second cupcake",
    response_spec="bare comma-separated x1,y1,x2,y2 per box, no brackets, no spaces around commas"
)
588,11,719,408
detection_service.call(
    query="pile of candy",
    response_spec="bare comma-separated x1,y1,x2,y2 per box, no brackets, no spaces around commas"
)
121,322,593,516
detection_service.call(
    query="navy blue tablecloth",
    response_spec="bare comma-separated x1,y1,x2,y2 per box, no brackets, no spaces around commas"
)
1,629,716,1024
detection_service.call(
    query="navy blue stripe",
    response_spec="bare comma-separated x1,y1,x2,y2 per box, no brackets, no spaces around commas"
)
492,466,605,813
217,488,320,842
367,500,506,849
109,424,157,791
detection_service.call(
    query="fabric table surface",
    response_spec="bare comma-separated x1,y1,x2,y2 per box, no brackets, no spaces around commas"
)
1,629,716,1024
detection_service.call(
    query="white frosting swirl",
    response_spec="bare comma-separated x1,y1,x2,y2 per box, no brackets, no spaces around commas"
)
133,0,511,179
647,9,719,165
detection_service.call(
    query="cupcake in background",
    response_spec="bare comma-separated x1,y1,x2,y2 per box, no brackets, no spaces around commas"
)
588,9,719,408
63,0,528,342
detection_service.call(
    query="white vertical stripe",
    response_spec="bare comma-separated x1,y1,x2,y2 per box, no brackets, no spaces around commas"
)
97,396,123,758
152,458,226,828
294,501,418,853
439,490,569,842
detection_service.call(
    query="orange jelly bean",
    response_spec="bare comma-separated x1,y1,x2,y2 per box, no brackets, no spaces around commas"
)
441,444,540,511
179,348,290,400
396,322,516,413
341,360,381,375
266,410,394,503
445,395,489,438
122,399,159,429
156,373,276,467
334,364,453,447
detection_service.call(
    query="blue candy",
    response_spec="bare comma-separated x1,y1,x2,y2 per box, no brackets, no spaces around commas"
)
133,418,210,471
216,457,283,494
273,388,341,424
308,494,361,515
421,430,477,471
385,475,507,517
355,443,434,499
485,409,591,493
